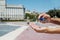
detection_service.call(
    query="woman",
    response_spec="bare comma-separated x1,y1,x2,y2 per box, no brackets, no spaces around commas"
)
29,13,60,33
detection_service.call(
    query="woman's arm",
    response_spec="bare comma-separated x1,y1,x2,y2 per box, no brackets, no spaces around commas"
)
50,18,60,25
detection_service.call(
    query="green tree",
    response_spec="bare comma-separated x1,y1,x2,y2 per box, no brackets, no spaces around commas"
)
46,9,60,18
46,9,56,17
25,13,39,21
56,10,60,18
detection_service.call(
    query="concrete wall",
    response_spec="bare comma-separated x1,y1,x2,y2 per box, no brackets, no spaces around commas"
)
0,0,5,18
5,6,25,20
0,0,25,20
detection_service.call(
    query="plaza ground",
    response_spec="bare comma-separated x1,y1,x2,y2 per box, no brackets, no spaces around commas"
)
0,22,60,40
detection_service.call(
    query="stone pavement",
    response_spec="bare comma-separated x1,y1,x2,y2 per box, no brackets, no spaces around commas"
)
6,22,60,40
15,27,60,40
7,22,28,26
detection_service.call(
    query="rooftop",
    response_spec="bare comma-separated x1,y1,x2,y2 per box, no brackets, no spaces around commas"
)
6,4,24,8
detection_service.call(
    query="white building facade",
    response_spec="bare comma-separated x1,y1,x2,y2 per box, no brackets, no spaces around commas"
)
0,0,25,20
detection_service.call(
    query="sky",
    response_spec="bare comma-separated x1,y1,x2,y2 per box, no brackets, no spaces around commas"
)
7,0,60,12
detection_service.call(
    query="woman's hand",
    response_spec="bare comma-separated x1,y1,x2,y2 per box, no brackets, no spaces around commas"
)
29,22,60,33
38,13,51,23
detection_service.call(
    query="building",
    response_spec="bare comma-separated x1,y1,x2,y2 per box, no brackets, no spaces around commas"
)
0,0,25,20
25,9,31,14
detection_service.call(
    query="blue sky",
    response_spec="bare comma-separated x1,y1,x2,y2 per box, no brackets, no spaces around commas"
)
7,0,60,12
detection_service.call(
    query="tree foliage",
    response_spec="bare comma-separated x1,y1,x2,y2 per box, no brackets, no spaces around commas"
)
25,13,35,19
56,10,60,18
46,9,60,18
25,13,39,21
